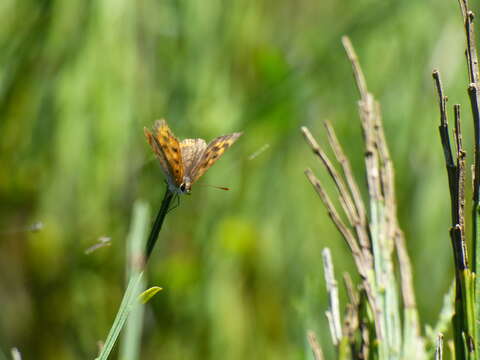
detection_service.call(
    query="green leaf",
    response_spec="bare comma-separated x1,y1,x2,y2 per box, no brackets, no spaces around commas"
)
138,287,163,304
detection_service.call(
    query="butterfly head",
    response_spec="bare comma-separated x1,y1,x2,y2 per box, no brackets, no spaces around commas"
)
179,177,192,195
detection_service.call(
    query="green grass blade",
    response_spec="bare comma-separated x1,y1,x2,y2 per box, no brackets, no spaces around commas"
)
97,188,173,359
474,202,480,348
120,201,150,360
96,271,144,360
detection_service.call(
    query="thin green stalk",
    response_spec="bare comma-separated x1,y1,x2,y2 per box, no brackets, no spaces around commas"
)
460,268,476,356
145,187,175,260
474,201,480,273
96,186,174,359
338,337,350,360
474,198,480,349
433,69,476,359
369,200,388,359
120,201,150,360
96,272,145,360
469,85,480,348
457,0,480,350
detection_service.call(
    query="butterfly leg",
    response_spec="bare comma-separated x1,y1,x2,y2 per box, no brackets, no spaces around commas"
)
167,193,181,213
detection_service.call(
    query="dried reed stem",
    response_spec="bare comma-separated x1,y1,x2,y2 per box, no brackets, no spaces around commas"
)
307,331,325,360
435,334,444,360
302,126,359,227
324,121,371,264
322,248,343,345
304,168,365,271
433,68,475,359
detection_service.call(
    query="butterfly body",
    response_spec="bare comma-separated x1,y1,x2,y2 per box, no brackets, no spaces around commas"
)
144,119,242,194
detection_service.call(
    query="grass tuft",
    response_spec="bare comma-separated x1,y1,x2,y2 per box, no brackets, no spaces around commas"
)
303,36,423,359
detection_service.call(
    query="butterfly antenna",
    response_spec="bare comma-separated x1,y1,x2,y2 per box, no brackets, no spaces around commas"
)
198,184,230,191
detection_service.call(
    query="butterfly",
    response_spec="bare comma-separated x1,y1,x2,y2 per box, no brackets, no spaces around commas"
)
144,119,243,194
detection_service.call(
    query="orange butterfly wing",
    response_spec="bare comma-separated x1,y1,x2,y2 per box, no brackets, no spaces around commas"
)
144,119,184,187
190,132,243,183
180,138,207,177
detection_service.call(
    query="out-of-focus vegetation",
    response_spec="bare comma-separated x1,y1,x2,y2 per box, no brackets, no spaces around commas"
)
0,0,470,358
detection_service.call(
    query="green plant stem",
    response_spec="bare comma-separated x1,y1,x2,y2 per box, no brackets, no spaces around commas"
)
457,1,480,350
145,186,175,261
97,186,174,359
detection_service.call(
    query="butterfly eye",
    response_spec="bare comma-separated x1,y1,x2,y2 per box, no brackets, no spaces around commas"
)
179,183,186,192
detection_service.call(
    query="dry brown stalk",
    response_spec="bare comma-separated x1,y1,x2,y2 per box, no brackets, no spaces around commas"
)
304,166,381,338
301,126,359,226
303,36,423,356
324,121,372,265
307,331,325,360
435,333,444,360
432,70,468,270
303,168,365,269
322,248,343,345
343,272,358,306
394,231,416,310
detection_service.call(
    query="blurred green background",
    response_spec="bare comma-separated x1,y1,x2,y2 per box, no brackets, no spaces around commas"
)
0,0,472,358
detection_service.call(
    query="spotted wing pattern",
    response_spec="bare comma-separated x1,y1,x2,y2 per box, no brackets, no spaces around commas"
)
144,119,184,187
190,132,243,183
180,138,207,178
144,127,173,184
